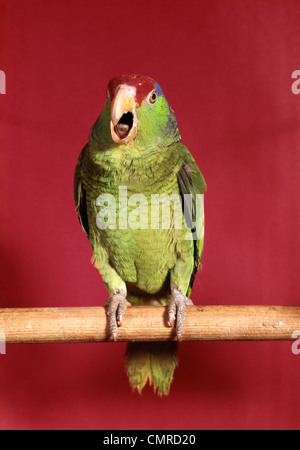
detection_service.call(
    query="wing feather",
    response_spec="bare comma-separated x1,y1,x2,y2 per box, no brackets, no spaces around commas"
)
74,144,89,236
177,145,207,295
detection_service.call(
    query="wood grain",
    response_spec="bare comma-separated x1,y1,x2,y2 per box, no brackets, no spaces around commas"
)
0,305,300,343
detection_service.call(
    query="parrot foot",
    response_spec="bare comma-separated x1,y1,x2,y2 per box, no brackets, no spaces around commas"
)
167,288,193,341
104,289,132,341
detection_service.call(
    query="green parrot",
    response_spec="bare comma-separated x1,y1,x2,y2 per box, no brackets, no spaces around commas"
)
74,74,206,395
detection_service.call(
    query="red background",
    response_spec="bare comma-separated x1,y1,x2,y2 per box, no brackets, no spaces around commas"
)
1,0,300,430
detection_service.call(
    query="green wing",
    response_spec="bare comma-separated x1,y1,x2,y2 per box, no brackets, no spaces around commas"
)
74,143,89,236
177,144,207,296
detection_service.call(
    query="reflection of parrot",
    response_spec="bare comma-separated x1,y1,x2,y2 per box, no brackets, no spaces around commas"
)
74,74,206,395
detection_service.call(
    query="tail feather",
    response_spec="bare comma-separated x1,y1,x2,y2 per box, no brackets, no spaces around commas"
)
125,342,178,396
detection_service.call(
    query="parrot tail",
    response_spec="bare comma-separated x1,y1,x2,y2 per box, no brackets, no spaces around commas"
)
125,342,178,396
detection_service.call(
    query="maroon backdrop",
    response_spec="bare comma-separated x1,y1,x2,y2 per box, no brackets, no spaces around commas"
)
1,0,300,430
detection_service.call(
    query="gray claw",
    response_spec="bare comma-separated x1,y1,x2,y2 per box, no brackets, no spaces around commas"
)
167,288,193,341
104,289,131,341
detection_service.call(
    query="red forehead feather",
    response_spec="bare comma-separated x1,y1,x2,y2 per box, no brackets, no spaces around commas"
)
107,74,156,105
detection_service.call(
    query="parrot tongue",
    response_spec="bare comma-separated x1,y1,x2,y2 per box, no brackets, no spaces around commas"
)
114,112,133,139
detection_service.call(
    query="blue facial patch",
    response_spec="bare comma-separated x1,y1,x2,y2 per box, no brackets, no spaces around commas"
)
154,83,165,99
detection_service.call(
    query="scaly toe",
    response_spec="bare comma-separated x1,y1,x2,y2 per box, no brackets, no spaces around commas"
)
167,288,193,341
104,289,131,341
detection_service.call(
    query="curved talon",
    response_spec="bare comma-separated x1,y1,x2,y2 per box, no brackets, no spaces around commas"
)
104,289,131,341
167,288,193,341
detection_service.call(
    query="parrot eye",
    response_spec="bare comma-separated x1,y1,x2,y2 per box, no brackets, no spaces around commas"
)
149,90,157,104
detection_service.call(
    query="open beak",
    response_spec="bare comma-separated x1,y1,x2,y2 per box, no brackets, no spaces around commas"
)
110,86,138,144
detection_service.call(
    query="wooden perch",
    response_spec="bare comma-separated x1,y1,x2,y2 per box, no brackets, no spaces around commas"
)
0,305,300,343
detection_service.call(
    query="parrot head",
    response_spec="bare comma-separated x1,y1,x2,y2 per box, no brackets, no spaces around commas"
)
91,74,180,149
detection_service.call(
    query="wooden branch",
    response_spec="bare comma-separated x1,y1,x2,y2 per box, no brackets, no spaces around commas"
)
0,305,299,343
